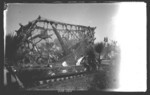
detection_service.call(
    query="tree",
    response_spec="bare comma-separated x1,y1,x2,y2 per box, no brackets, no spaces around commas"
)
5,34,23,66
94,42,104,64
6,33,32,66
85,46,96,71
51,25,69,55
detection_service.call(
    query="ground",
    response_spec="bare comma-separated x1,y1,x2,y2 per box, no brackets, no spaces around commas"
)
4,52,120,92
26,53,120,91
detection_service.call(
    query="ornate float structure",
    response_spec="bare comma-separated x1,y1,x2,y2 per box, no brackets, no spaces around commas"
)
5,16,96,88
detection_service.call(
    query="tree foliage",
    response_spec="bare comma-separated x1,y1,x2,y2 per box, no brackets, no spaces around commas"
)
94,42,104,54
5,34,23,66
85,46,96,71
94,42,104,64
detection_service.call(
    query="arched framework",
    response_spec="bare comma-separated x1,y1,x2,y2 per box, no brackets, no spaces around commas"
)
14,16,96,66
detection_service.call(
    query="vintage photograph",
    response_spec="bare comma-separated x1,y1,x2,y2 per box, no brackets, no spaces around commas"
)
4,2,146,92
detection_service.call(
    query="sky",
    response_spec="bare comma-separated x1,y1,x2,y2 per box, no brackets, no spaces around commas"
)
4,2,146,91
5,3,119,43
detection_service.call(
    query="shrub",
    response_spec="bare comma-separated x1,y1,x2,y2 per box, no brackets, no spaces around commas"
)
94,42,104,64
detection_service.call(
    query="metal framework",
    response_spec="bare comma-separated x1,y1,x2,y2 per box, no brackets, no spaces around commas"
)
15,16,96,66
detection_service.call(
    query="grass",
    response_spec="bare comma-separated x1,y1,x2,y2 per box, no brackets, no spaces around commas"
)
89,53,120,91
